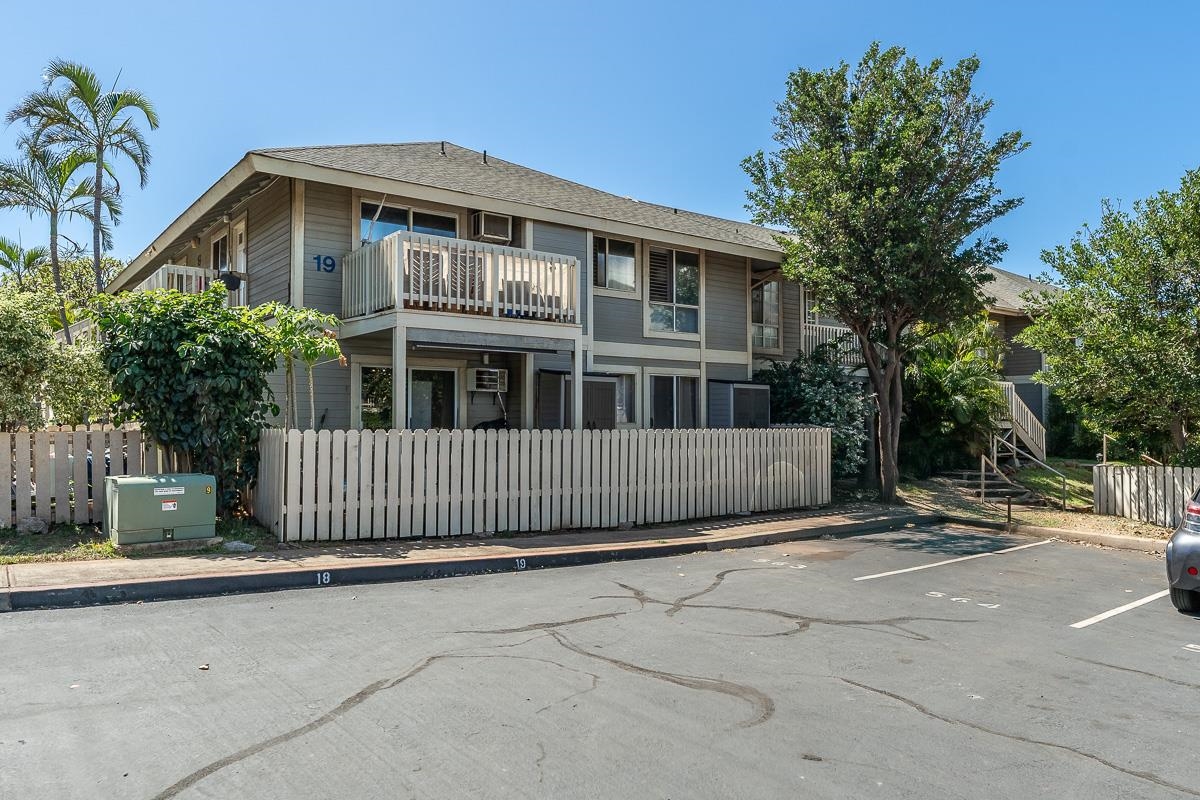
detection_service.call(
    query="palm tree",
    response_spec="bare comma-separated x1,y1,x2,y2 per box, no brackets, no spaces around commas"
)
0,236,48,292
8,60,158,293
0,138,118,342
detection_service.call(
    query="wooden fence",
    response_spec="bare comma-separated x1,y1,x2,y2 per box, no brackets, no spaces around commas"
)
1093,465,1200,529
253,426,832,542
2,426,175,528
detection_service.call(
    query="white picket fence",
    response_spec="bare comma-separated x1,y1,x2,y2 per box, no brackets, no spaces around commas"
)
253,426,832,542
1093,465,1200,529
1,426,175,528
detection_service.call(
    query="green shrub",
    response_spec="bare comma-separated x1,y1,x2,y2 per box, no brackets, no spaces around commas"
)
93,285,278,514
754,345,867,478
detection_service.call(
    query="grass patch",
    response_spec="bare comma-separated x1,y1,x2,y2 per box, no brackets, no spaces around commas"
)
0,524,117,565
1014,458,1094,509
215,517,276,550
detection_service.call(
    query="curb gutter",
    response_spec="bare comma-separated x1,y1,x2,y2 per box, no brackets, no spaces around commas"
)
940,516,1167,554
2,514,937,612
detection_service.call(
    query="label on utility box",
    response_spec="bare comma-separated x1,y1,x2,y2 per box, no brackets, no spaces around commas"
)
161,500,178,512
153,487,185,496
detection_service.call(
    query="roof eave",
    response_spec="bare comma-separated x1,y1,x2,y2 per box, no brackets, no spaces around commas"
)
250,153,784,262
108,156,259,292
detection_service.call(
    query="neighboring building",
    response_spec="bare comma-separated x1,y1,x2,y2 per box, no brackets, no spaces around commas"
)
985,267,1051,420
107,142,1052,447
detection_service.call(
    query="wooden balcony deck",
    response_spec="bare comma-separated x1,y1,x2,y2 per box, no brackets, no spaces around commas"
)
342,231,580,325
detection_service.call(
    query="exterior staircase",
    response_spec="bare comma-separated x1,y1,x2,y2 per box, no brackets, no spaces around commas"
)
935,468,1044,506
997,381,1045,462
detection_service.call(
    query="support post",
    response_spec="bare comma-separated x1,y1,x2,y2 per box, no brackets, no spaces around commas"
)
392,324,407,430
571,339,584,430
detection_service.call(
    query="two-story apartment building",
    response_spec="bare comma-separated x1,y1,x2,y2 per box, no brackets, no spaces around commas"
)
108,142,1050,447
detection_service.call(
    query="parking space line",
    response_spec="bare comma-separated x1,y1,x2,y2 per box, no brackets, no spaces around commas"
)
1069,590,1170,629
852,539,1054,582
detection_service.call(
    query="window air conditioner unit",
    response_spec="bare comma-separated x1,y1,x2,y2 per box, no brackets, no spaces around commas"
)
467,368,508,393
471,211,512,244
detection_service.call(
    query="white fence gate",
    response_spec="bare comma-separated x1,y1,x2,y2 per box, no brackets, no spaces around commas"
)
1093,465,1200,529
2,426,172,528
254,426,832,542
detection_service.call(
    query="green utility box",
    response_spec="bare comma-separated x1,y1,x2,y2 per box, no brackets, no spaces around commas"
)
105,474,217,545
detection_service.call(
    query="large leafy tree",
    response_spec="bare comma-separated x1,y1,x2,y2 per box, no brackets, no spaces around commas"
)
0,236,48,292
0,286,54,430
1019,169,1200,462
8,60,158,293
743,43,1028,501
0,138,116,341
93,286,278,514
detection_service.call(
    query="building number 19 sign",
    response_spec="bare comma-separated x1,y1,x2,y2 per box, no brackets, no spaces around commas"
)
313,255,336,273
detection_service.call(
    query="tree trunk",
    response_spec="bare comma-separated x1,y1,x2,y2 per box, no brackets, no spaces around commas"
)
858,331,904,504
93,147,105,294
307,364,316,430
1170,416,1187,456
284,358,296,429
49,216,72,345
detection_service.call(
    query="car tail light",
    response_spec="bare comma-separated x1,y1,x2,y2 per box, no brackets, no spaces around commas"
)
1190,567,1199,576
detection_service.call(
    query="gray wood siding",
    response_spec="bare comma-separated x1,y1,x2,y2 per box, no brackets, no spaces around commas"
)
706,363,749,381
1000,315,1041,377
592,294,699,350
1014,381,1045,421
531,222,589,333
304,182,353,316
247,178,291,307
782,281,803,361
704,251,747,352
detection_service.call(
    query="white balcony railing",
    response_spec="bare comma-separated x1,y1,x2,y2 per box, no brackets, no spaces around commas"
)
135,264,211,293
342,231,580,325
801,323,860,366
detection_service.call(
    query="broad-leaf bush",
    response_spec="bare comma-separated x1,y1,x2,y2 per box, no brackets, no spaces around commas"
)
44,337,111,426
754,345,867,478
0,286,53,429
93,285,277,514
900,315,1007,477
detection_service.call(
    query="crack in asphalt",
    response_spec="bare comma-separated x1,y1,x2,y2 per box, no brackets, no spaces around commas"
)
839,678,1200,798
1066,655,1200,691
456,611,627,635
546,630,775,728
597,578,966,641
149,650,591,800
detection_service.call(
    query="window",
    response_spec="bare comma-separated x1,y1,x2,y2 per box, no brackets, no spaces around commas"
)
210,232,229,273
360,202,409,244
229,218,248,306
648,248,699,334
360,366,393,430
650,375,698,429
411,211,457,238
360,202,459,245
751,280,780,350
593,237,636,292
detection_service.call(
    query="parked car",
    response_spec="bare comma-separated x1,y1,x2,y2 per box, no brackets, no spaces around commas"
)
1166,487,1200,612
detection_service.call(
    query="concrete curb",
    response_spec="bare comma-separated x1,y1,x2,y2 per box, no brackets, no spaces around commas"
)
940,516,1168,554
2,514,934,612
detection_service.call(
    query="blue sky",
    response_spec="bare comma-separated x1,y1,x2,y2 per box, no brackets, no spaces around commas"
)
1,0,1197,280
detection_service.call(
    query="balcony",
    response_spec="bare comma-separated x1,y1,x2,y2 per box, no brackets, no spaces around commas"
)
342,231,580,325
802,322,860,367
55,264,213,342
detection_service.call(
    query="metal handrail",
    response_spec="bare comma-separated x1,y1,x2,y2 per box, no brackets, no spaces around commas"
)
993,434,1068,510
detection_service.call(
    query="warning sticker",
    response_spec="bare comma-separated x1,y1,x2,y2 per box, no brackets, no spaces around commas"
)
161,500,178,512
153,487,185,496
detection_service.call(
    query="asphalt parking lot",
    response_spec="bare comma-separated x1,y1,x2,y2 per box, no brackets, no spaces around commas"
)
2,524,1198,799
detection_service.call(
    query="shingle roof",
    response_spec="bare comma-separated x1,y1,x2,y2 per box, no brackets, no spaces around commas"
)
985,266,1056,313
251,141,1053,312
252,141,782,251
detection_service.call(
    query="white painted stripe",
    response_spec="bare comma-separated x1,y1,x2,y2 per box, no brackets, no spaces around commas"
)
852,539,1054,582
1069,590,1170,629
